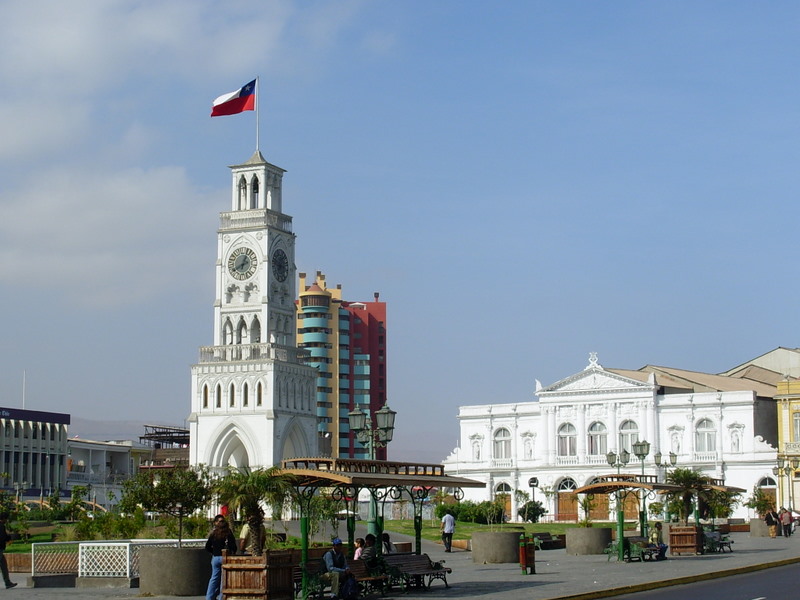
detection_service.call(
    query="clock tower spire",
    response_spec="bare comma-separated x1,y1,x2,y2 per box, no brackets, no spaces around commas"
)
189,151,317,472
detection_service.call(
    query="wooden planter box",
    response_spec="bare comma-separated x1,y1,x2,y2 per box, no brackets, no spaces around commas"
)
222,551,294,600
669,526,703,555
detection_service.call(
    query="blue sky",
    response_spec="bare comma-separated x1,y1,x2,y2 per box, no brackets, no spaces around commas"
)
1,1,799,463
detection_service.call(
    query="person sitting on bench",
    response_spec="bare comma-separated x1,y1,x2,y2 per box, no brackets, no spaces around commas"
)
648,522,668,560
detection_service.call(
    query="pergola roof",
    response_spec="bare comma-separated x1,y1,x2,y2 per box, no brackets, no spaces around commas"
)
574,474,745,495
280,457,485,490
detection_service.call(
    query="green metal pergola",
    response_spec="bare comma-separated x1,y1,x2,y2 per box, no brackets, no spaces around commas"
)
280,457,485,599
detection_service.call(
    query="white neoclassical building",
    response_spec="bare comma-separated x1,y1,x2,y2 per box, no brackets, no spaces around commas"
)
188,152,318,472
443,353,781,521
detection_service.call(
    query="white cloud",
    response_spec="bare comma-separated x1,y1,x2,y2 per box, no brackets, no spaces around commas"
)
0,165,218,306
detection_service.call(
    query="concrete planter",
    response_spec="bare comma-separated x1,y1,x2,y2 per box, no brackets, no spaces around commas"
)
749,518,769,537
565,527,612,555
471,531,522,564
139,547,211,596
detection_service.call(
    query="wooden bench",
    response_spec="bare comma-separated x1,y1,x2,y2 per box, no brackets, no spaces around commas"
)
382,553,451,589
293,561,327,599
533,532,565,550
349,559,389,596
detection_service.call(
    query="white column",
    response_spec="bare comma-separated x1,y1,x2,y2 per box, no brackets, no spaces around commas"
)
577,404,587,462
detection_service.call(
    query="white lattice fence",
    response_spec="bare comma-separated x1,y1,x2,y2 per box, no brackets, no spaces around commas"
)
32,542,80,574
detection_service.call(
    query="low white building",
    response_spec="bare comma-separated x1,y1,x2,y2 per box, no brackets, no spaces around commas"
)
443,353,780,521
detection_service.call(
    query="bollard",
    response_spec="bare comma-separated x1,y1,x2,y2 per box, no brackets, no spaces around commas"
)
519,534,527,574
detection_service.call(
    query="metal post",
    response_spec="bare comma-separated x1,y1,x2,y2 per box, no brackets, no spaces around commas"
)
300,515,309,600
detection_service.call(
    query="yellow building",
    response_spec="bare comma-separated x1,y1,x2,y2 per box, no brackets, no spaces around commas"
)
775,380,800,511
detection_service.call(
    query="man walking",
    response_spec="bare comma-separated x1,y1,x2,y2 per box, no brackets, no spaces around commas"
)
0,513,17,589
441,509,455,552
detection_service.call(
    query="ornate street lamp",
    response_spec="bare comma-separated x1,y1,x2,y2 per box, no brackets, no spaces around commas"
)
632,440,651,537
606,450,630,561
348,403,397,536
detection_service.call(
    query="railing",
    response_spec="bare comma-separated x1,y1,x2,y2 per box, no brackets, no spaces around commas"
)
555,456,579,466
693,451,718,463
220,209,292,233
198,343,306,364
33,539,205,579
491,458,513,469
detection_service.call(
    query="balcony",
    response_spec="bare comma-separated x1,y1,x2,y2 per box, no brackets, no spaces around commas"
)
219,209,292,234
491,458,513,469
693,451,718,463
198,343,305,364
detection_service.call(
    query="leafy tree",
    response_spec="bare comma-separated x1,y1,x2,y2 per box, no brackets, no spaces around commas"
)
214,466,295,523
518,500,545,523
119,467,212,546
744,486,772,518
664,468,712,525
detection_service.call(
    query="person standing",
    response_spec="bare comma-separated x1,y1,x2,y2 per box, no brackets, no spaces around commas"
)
0,513,17,589
441,509,456,552
765,507,780,538
781,507,793,537
205,515,237,600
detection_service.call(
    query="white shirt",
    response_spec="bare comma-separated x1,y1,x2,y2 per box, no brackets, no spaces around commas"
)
441,513,455,534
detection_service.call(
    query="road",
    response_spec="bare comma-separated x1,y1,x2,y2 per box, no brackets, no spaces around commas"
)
614,562,800,600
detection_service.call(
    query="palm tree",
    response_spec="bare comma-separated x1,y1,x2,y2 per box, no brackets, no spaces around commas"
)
664,467,712,525
215,466,295,523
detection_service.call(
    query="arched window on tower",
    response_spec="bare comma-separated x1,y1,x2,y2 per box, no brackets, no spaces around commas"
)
257,382,263,406
223,319,234,345
215,384,222,408
251,176,259,208
242,383,249,407
238,176,247,210
251,316,261,343
237,319,248,345
203,385,209,409
229,383,236,407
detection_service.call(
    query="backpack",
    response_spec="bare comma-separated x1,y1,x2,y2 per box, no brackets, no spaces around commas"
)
340,574,358,600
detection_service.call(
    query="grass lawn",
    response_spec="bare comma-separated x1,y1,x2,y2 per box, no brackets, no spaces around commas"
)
383,519,635,543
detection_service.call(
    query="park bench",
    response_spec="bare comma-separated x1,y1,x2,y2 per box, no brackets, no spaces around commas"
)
604,538,659,562
703,531,734,553
293,561,327,599
349,559,389,596
382,553,451,589
533,532,565,550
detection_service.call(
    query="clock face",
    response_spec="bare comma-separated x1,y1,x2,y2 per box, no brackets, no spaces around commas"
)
271,249,289,282
228,247,258,280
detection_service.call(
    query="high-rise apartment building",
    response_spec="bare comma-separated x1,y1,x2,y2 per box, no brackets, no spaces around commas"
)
296,272,387,459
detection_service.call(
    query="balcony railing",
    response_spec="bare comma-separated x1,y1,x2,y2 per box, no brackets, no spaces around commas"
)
220,209,292,233
692,451,718,463
491,458,513,469
198,343,307,364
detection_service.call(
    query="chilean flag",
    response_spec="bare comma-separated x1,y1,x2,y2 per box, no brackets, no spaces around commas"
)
210,79,256,117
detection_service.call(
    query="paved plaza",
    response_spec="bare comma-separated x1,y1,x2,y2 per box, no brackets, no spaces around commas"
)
8,529,800,600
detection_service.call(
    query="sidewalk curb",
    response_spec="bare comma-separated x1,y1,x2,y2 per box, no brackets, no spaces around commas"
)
544,555,800,600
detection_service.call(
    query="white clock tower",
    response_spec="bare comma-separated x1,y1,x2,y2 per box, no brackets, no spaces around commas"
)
188,151,317,472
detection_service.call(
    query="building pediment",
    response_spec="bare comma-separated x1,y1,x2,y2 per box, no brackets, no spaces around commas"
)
538,354,655,399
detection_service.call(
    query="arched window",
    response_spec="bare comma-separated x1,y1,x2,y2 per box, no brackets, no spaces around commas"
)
587,422,607,455
237,319,248,345
257,382,263,406
238,176,247,210
493,428,511,459
203,386,209,409
695,418,716,452
242,383,249,407
557,423,577,456
558,478,577,492
619,420,639,453
495,482,512,494
229,384,236,407
223,319,234,345
251,316,261,343
215,384,222,408
251,176,259,208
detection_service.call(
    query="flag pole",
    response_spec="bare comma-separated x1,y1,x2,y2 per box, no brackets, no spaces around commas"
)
255,76,260,153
